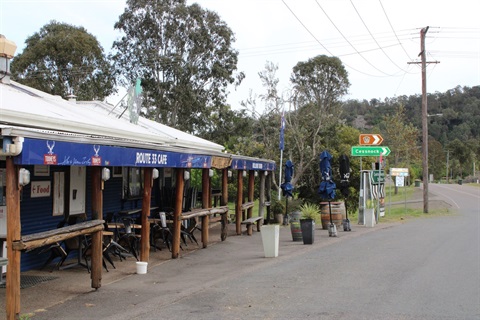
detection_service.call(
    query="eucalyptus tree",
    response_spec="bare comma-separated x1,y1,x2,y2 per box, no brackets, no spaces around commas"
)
240,61,286,189
111,0,244,134
287,55,350,188
11,21,115,100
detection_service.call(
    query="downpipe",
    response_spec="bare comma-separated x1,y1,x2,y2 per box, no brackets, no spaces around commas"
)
0,136,24,156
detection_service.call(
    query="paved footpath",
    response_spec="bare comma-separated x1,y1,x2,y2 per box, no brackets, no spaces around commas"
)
1,219,393,320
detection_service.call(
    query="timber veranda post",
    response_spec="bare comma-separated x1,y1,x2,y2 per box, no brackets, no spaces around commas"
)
266,171,272,223
259,171,266,225
247,170,255,235
172,169,185,259
235,170,243,235
6,157,21,320
201,168,210,248
90,166,103,289
221,168,229,239
140,167,153,262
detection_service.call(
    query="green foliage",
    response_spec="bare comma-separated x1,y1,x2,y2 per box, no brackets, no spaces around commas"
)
286,197,303,213
11,21,115,100
300,202,320,220
275,55,351,194
343,85,480,180
270,197,285,215
111,0,243,134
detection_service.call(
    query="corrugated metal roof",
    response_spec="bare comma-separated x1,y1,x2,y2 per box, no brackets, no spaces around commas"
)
0,81,224,153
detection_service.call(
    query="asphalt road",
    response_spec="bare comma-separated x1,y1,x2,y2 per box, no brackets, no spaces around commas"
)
33,184,480,320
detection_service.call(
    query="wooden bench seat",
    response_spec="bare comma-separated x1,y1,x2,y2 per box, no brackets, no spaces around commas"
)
241,216,263,235
12,220,105,251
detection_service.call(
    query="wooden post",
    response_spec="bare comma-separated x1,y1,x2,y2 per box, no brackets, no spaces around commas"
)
221,169,228,206
207,169,213,209
140,168,152,262
235,170,243,235
5,158,21,320
266,172,272,224
247,170,255,235
201,168,210,248
259,170,266,222
220,169,229,240
172,169,184,259
90,166,103,289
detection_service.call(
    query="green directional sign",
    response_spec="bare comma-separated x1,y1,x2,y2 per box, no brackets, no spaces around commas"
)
370,170,386,184
351,146,391,157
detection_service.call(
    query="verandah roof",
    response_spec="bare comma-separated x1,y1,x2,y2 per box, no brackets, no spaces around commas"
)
0,81,275,171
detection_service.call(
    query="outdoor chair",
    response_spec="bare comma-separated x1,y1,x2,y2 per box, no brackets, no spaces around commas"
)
180,218,199,246
39,218,84,271
117,217,140,260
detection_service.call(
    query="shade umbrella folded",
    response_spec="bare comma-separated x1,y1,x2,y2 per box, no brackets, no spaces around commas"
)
280,160,294,225
317,150,337,237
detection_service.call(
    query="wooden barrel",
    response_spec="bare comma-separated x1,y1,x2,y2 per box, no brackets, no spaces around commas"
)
320,202,345,230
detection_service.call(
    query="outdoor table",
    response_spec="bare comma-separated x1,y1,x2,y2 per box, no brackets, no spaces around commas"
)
118,206,159,216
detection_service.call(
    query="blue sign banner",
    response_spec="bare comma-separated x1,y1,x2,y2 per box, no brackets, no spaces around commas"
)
16,138,211,168
231,157,276,172
15,138,276,171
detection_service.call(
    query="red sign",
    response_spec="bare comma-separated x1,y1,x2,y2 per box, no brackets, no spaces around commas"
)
91,156,102,166
44,154,58,165
359,134,383,146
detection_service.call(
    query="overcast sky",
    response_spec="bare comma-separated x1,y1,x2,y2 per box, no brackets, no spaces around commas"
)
1,0,479,110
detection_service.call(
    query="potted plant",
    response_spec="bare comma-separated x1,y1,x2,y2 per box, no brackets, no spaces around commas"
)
287,197,303,241
299,202,320,244
270,198,285,224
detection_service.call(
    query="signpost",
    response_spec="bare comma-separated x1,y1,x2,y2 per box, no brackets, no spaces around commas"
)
354,135,389,225
359,134,383,146
390,168,408,214
351,146,391,157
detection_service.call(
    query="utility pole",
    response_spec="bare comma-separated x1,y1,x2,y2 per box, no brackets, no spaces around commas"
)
446,150,449,184
408,26,439,214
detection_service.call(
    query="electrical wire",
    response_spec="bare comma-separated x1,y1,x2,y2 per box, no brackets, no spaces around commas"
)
314,0,401,77
378,0,413,61
281,0,393,77
350,0,415,74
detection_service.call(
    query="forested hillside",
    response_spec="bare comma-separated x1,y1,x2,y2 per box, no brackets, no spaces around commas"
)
342,85,480,181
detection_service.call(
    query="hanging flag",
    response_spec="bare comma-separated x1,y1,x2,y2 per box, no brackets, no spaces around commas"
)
279,111,285,150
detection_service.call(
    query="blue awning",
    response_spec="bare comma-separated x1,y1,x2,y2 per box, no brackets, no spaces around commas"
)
14,138,276,171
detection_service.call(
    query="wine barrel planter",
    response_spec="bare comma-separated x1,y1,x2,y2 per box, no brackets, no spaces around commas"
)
320,202,345,230
289,211,303,241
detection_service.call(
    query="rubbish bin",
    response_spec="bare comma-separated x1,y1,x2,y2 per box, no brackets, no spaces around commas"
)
458,179,463,185
414,180,421,187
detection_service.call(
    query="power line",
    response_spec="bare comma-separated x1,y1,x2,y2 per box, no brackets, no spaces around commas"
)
238,31,416,58
281,0,393,77
350,0,414,74
313,0,402,77
378,0,413,61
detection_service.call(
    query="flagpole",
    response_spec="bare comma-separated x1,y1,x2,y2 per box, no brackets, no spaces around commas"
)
278,109,285,201
278,149,283,200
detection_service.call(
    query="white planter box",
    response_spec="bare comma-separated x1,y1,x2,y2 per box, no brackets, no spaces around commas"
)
261,225,279,258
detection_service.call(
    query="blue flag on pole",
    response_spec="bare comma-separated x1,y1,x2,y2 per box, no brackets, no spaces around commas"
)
279,111,285,150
